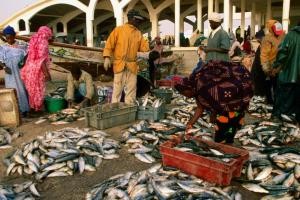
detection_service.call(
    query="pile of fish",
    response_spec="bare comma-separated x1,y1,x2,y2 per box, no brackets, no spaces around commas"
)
35,108,84,125
174,139,239,163
137,93,165,108
0,181,40,199
173,93,196,106
166,106,213,129
46,86,67,99
235,120,300,147
240,146,300,199
0,127,22,149
248,96,273,119
122,118,214,164
86,164,243,200
4,127,120,180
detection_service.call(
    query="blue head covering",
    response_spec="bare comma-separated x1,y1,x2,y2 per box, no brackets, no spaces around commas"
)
3,26,16,36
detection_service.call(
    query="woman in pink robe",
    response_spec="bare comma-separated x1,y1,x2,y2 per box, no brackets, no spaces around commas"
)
21,26,52,111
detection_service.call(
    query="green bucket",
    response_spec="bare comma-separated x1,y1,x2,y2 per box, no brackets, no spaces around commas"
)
45,96,67,113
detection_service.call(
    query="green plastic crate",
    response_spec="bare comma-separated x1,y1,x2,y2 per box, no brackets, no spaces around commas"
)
82,102,137,129
137,103,165,121
151,89,173,104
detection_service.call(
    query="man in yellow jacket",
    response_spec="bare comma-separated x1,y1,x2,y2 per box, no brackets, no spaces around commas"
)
103,9,149,104
260,19,285,103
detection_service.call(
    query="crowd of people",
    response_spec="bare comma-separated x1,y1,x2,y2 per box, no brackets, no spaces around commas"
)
1,10,299,144
175,12,300,144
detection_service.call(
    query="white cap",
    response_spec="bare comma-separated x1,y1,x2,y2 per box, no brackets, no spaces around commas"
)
208,12,222,23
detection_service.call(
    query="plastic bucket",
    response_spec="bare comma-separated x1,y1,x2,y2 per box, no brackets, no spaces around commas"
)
44,96,67,113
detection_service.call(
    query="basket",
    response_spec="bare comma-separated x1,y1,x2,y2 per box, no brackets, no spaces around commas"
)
0,88,20,127
44,96,67,113
82,102,137,130
151,89,173,104
160,136,248,186
137,102,165,121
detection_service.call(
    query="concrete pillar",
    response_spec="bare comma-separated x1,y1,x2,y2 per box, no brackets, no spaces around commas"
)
256,12,262,32
94,24,98,36
241,0,245,38
282,0,290,32
229,1,233,32
52,23,57,34
86,19,94,47
115,7,124,26
175,0,180,47
215,0,219,12
63,22,68,35
223,0,230,34
251,2,256,37
208,0,214,33
266,0,272,22
150,14,159,39
180,18,184,33
25,20,30,34
208,0,214,16
197,0,203,31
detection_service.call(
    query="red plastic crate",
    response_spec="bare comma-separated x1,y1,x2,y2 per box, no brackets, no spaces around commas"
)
156,80,175,88
160,136,249,186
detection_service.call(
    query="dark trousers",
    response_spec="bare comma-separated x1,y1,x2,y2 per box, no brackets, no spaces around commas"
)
215,112,244,144
273,83,300,122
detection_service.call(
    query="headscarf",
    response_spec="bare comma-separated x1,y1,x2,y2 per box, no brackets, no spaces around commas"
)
208,12,222,23
3,26,16,35
21,26,52,111
266,20,283,36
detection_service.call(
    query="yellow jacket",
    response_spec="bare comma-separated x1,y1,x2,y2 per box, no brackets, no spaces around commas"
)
103,23,149,74
260,20,285,72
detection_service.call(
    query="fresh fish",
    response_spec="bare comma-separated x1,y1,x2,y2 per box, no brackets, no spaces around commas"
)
255,166,273,181
242,183,269,193
86,164,242,200
0,127,22,148
5,127,120,181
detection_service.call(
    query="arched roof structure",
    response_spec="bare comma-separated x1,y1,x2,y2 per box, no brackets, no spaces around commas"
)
1,0,299,47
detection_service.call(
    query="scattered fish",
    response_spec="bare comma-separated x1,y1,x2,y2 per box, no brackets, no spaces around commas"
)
4,127,119,180
248,96,273,119
35,108,84,125
240,146,300,199
235,121,300,146
86,164,242,200
0,127,22,149
0,181,40,199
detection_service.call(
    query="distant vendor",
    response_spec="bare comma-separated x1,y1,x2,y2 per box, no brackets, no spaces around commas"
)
66,66,94,108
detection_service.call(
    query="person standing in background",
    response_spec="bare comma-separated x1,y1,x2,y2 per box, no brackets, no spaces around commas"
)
0,26,29,117
21,26,53,111
204,12,230,62
260,20,285,103
103,9,149,104
271,21,300,123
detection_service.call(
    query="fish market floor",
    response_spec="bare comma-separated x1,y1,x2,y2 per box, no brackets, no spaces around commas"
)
0,117,262,200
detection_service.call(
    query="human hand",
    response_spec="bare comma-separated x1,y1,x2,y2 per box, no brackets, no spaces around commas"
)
185,123,193,133
271,67,281,77
262,63,272,76
68,100,73,108
104,57,111,71
4,66,12,74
